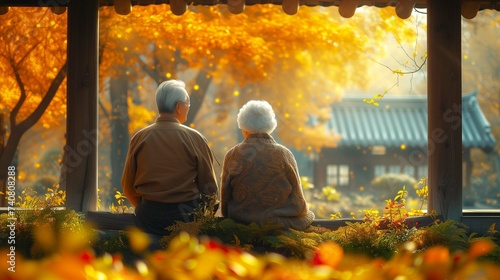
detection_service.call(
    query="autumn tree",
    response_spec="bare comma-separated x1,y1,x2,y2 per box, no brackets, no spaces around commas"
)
0,6,418,208
0,8,67,204
89,5,419,207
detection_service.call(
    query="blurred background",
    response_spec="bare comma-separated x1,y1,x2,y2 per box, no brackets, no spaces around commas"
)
1,5,499,218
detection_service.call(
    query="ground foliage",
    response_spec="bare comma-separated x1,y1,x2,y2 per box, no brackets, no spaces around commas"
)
159,195,500,262
1,189,500,279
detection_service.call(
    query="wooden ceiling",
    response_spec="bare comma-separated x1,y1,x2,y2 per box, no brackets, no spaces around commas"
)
1,0,500,18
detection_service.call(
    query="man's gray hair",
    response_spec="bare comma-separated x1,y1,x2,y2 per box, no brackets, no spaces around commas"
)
237,100,277,134
156,80,189,113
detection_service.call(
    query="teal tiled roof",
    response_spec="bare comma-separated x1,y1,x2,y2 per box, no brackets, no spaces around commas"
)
327,91,496,151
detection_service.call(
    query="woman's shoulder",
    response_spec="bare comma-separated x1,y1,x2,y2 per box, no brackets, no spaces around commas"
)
273,142,294,155
224,143,242,157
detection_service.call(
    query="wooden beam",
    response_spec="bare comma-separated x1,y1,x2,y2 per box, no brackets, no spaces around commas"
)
462,1,481,19
0,6,9,14
227,0,245,14
64,0,99,212
169,0,187,15
282,0,299,15
114,0,132,15
395,0,417,19
338,0,359,18
426,0,462,221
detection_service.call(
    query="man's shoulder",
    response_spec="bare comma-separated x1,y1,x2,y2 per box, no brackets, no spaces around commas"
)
130,124,154,141
179,125,209,141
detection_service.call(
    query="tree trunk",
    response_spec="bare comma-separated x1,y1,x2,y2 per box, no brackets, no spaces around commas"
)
0,61,67,205
110,71,130,197
186,69,213,126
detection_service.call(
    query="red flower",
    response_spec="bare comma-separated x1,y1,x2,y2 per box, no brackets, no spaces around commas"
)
80,250,95,264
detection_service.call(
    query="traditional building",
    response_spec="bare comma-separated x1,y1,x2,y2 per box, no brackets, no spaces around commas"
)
314,92,496,193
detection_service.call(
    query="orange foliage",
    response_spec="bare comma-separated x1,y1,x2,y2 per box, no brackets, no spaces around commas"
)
0,8,67,128
0,6,419,192
96,5,417,151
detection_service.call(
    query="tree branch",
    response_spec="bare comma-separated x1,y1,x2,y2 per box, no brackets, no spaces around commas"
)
137,55,161,84
10,61,27,128
17,60,68,133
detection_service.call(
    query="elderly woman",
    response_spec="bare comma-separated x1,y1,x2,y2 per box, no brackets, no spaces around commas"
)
220,100,315,230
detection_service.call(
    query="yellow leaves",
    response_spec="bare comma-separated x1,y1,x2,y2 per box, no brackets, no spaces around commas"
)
488,223,498,235
45,186,66,206
127,227,151,253
127,97,156,134
301,176,314,190
418,176,427,186
414,178,429,211
109,189,132,213
330,212,342,219
392,69,405,76
0,7,67,127
112,192,122,202
363,93,384,106
321,186,340,201
33,223,57,252
363,98,380,107
375,8,417,42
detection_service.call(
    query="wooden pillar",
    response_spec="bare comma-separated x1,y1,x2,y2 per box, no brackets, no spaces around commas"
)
463,149,473,205
64,0,99,212
426,0,462,221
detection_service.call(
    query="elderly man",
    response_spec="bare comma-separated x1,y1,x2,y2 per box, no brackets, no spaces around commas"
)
122,79,219,236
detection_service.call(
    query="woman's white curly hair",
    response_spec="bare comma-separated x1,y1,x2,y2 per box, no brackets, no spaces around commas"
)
237,100,277,134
